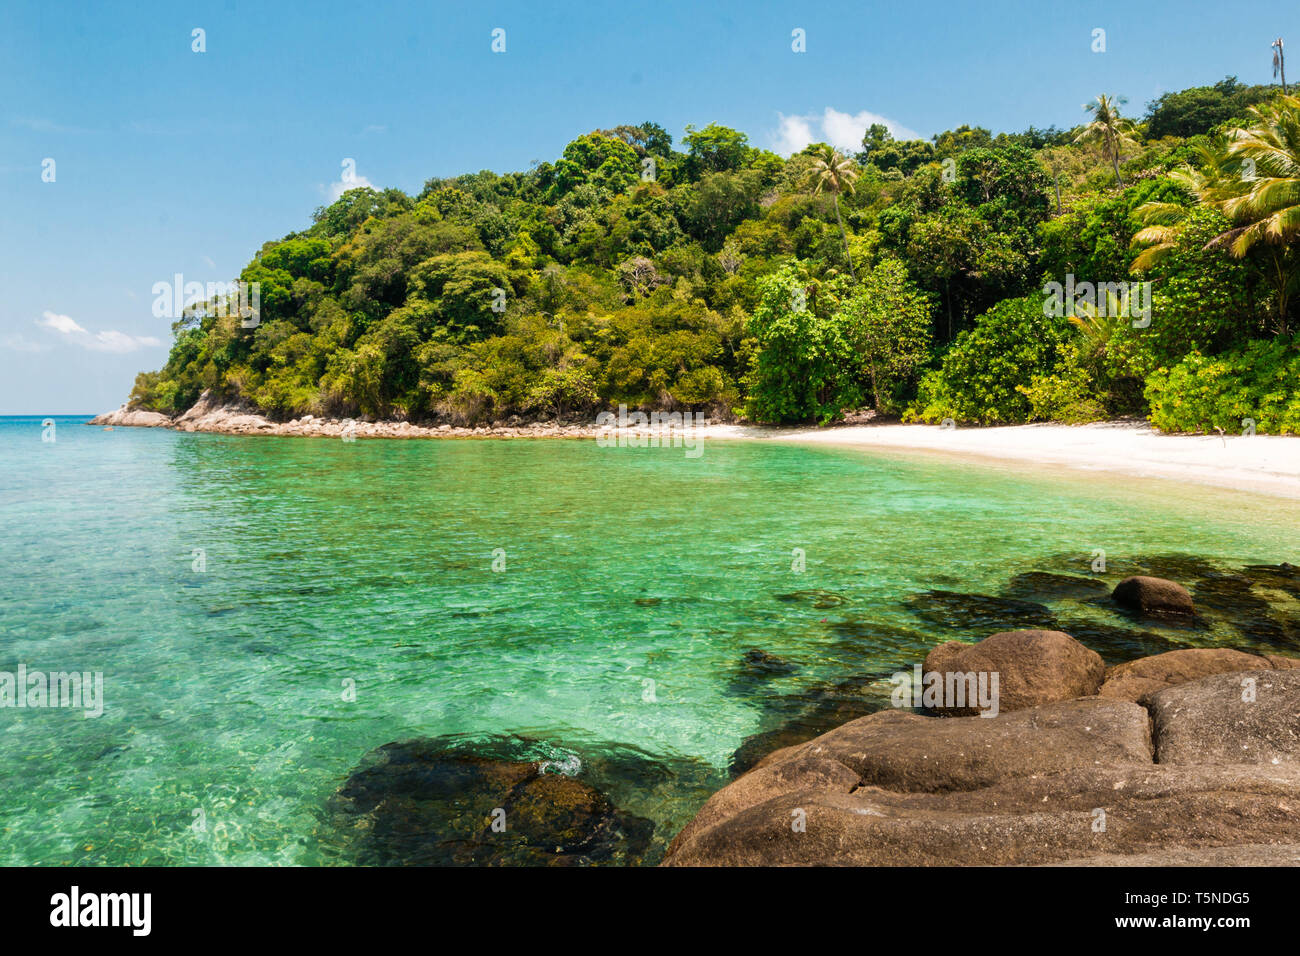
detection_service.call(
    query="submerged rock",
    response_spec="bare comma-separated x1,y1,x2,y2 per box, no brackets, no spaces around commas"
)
774,589,847,610
1054,617,1180,663
1240,563,1300,599
1192,574,1273,618
903,590,1056,633
738,648,798,679
1002,571,1109,602
331,737,654,865
1112,575,1196,617
726,648,801,698
923,629,1105,716
727,673,889,777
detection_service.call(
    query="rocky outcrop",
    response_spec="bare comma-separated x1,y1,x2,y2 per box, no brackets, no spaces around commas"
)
923,629,1104,715
87,389,730,441
663,760,1300,866
1113,575,1196,616
1149,670,1300,766
88,405,171,427
1100,647,1300,703
1041,844,1300,866
672,698,1153,856
664,638,1300,866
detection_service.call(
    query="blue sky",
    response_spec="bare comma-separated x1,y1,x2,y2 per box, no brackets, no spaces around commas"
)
2,0,1295,413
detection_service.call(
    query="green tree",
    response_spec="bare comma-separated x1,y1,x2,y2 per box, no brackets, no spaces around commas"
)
807,145,860,278
743,266,856,423
683,124,752,176
1075,95,1139,187
837,259,933,411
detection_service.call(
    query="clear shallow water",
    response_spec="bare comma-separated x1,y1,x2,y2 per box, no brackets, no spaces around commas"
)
1,415,1297,865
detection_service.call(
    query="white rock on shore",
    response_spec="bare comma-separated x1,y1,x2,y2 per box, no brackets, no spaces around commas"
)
88,405,172,427
84,390,718,442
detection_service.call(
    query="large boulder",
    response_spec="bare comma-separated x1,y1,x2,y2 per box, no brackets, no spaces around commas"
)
922,629,1105,715
1100,648,1300,703
1113,576,1195,616
1042,844,1300,866
88,405,171,427
669,698,1151,855
664,663,1300,866
1148,670,1300,766
663,762,1300,867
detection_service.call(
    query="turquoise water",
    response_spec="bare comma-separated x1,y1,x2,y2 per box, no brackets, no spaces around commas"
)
1,415,1297,864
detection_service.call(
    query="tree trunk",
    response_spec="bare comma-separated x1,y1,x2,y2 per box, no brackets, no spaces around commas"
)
1273,249,1291,335
944,277,953,341
1108,132,1124,188
833,194,855,279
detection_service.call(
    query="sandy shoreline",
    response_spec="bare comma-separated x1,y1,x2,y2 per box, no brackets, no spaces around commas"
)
89,403,1300,499
755,420,1300,500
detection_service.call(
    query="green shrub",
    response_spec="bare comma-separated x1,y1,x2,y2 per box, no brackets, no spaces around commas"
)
1144,338,1300,434
908,296,1076,424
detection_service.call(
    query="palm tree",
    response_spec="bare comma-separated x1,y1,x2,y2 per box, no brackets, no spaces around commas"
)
808,144,859,278
1074,94,1138,187
1040,146,1067,215
1129,98,1300,331
1273,38,1287,94
1217,94,1300,329
1219,96,1300,254
1129,137,1238,270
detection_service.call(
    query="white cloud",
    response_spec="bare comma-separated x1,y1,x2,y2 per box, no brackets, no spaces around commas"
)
770,107,921,157
37,311,84,335
35,311,163,353
773,113,818,156
0,332,49,353
323,174,375,202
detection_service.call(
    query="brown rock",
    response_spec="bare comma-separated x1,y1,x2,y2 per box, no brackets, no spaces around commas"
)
922,629,1105,715
1113,575,1195,616
663,762,1300,866
667,698,1151,856
1041,844,1300,866
1149,669,1300,766
333,738,653,865
1099,648,1296,703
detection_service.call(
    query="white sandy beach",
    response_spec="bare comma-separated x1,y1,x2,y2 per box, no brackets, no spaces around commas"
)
725,420,1300,500
91,401,1300,499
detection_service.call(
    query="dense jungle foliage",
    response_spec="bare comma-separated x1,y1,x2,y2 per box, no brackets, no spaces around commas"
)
131,76,1300,433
